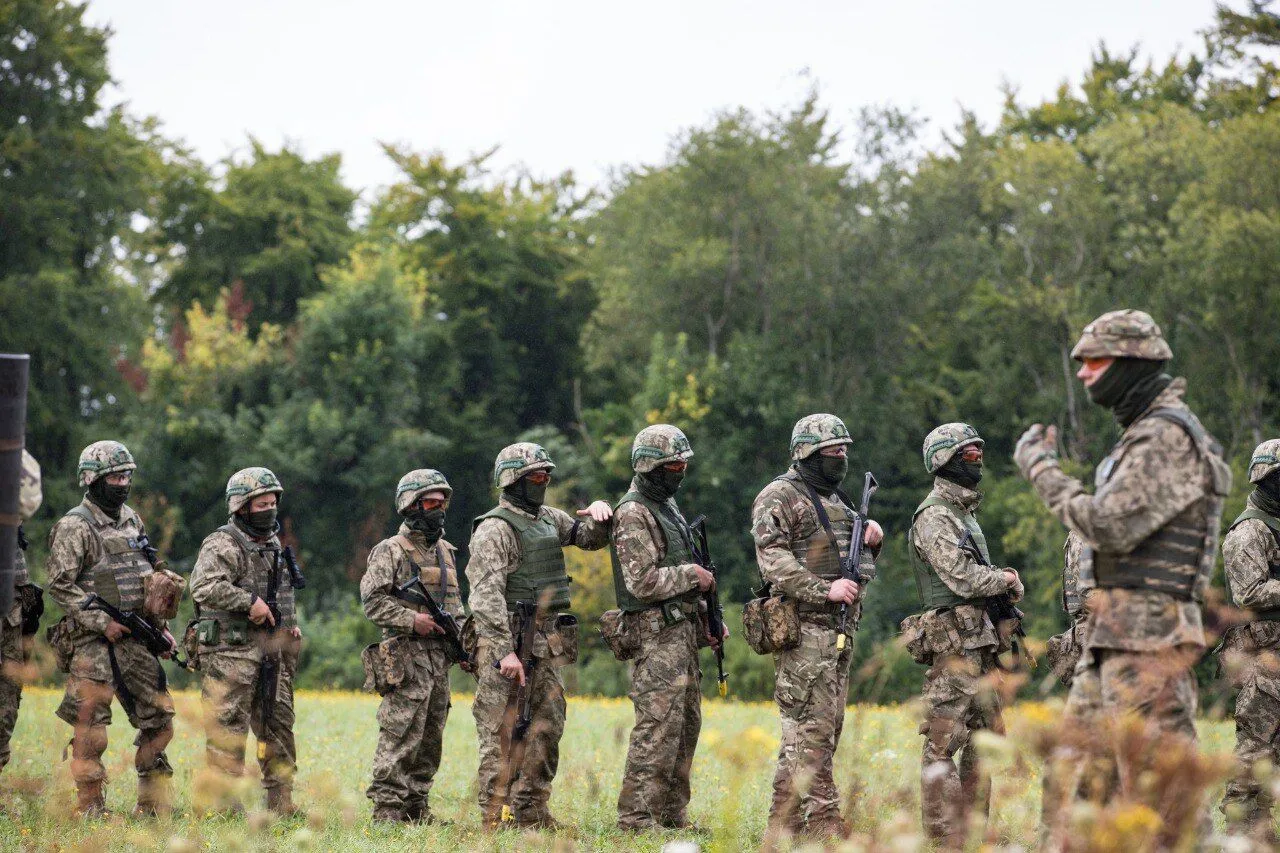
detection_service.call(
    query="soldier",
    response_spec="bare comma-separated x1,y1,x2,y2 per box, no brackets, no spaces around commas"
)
905,422,1023,849
1218,439,1280,844
1,451,42,778
467,442,613,829
361,469,466,824
750,414,883,839
1015,309,1230,849
190,467,303,816
611,425,716,832
45,441,179,816
1044,532,1087,688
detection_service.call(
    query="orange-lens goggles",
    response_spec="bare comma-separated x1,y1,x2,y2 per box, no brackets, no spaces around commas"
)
959,446,983,461
662,461,689,472
525,470,551,485
419,497,447,511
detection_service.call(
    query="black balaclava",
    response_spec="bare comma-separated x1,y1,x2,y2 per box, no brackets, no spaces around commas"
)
796,451,849,497
1256,472,1280,518
88,477,129,517
405,506,446,544
1086,358,1172,427
938,450,983,490
504,473,547,515
243,507,278,538
636,467,685,503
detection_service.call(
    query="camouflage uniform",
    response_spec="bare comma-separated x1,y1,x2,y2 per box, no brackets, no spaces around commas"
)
611,425,705,831
1218,440,1280,840
1016,310,1231,849
751,415,879,837
1045,532,1088,687
361,469,463,823
468,443,611,827
0,450,41,775
46,442,175,815
904,423,1019,848
190,467,300,814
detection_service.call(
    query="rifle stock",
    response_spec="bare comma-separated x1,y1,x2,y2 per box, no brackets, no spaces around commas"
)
837,472,878,651
492,599,537,825
689,515,727,697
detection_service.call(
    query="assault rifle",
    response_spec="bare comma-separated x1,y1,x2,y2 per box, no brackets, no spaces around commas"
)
254,548,284,733
492,599,537,825
80,593,189,669
689,515,728,697
392,574,471,669
957,529,1036,671
836,472,878,651
283,545,306,589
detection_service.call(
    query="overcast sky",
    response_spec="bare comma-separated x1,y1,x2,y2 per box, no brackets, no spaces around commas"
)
86,1,1218,196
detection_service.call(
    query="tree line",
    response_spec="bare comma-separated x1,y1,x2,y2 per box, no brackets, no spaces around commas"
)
5,0,1280,699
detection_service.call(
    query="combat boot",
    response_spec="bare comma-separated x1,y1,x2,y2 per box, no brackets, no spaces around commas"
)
266,785,300,817
74,781,107,818
133,773,174,819
372,806,409,824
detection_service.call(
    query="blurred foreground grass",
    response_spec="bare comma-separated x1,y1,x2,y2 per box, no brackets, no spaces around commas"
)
0,689,1235,851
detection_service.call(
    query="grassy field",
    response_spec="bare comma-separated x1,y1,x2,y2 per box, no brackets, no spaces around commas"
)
0,688,1237,852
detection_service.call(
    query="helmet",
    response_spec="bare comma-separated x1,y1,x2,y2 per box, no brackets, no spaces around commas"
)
1070,309,1172,361
631,424,694,473
19,449,41,521
790,414,851,461
395,468,453,514
226,467,283,514
1248,439,1280,484
493,442,555,489
77,440,136,487
923,423,983,474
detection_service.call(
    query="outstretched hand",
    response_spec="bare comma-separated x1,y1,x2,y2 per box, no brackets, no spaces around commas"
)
576,500,613,523
1014,424,1060,480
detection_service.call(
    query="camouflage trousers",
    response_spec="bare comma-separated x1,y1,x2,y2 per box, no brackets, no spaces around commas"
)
366,646,452,816
199,646,298,802
472,645,566,824
918,647,1003,847
1041,646,1203,850
768,619,854,832
56,637,175,794
1220,659,1280,839
0,610,26,773
617,616,701,830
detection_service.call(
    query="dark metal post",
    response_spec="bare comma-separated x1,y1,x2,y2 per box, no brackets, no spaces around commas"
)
0,354,30,614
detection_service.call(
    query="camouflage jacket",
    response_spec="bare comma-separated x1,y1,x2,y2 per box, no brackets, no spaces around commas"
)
751,473,879,607
1224,493,1280,614
190,519,297,629
612,481,701,604
465,495,610,660
1028,379,1210,651
45,498,147,636
1062,531,1090,621
361,524,463,639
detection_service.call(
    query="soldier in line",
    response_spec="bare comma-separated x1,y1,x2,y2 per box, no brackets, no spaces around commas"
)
45,441,179,816
611,425,716,832
1044,532,1087,689
905,422,1023,849
361,469,466,824
1016,309,1231,849
751,414,883,839
0,451,42,779
190,467,302,815
1218,439,1280,844
467,442,614,829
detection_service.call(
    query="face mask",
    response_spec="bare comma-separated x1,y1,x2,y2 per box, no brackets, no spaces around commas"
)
89,478,130,514
1085,358,1167,418
245,508,278,536
1257,475,1280,515
939,456,983,489
819,455,848,487
637,468,685,502
505,475,547,514
797,453,847,496
406,507,446,543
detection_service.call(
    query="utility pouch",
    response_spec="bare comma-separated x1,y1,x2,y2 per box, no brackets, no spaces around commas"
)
899,613,931,665
695,604,714,650
550,614,578,664
362,637,410,695
460,614,479,666
46,617,75,673
599,609,640,661
143,569,186,621
223,618,249,646
17,583,44,636
1045,628,1081,686
361,643,388,695
182,620,202,671
742,595,801,655
197,619,221,646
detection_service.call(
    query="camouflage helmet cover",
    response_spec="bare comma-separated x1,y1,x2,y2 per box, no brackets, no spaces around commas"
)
923,422,984,474
20,449,41,521
395,468,453,514
790,413,851,460
1248,439,1280,484
226,466,283,514
77,440,136,487
493,442,556,489
1070,309,1173,361
631,424,694,473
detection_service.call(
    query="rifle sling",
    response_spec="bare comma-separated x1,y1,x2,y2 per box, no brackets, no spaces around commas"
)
106,638,166,720
799,480,854,574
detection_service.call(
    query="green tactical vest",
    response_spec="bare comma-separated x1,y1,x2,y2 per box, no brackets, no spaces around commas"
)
608,491,700,614
908,495,991,611
202,521,297,631
474,507,571,612
65,504,152,612
1225,507,1280,619
774,472,855,617
1086,407,1230,602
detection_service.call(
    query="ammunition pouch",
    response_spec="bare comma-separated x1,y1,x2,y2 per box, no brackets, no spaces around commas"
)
45,617,75,673
17,583,43,636
1045,627,1083,686
199,613,250,646
142,569,186,621
460,614,479,667
599,609,639,661
546,613,578,665
182,620,202,671
361,636,413,695
742,595,801,655
899,613,931,665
